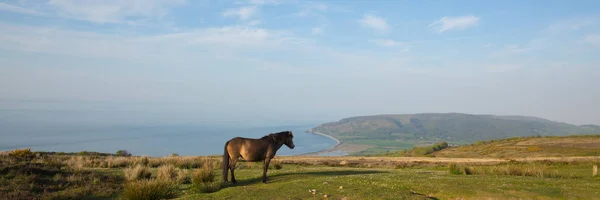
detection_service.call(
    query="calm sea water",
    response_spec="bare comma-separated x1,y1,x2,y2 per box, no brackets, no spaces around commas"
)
0,109,337,156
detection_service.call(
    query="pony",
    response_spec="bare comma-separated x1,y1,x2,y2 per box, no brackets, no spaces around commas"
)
222,131,295,184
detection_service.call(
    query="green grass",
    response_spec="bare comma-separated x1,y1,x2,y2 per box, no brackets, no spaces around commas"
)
3,150,600,199
177,163,600,200
344,139,434,156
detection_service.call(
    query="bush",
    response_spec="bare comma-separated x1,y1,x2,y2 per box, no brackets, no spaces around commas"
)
157,164,178,182
8,148,35,161
156,164,189,183
107,156,131,168
487,164,562,178
122,179,178,200
448,163,462,175
270,160,283,170
116,150,132,157
192,163,216,184
177,170,191,184
124,164,152,181
191,161,221,193
139,156,150,167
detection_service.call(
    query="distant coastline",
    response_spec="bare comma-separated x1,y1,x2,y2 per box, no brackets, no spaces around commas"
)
301,130,344,156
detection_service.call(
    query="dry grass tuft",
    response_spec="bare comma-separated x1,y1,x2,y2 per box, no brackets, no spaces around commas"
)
156,164,189,184
122,179,178,200
124,164,152,181
191,161,221,193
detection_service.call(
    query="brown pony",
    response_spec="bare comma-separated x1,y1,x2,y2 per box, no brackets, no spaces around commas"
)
222,131,295,184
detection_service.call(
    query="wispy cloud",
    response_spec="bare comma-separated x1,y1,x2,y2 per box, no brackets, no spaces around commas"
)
0,23,293,61
584,34,600,46
0,2,44,16
296,2,328,17
223,6,258,20
358,14,390,32
371,39,400,47
546,17,596,34
429,15,479,32
47,0,186,24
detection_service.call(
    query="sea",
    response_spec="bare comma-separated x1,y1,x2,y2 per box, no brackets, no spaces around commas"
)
0,108,338,157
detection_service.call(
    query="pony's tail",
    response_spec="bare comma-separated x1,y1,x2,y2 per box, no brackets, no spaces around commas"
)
222,141,230,182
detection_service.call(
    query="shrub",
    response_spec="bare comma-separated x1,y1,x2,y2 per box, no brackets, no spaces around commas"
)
191,161,221,193
107,156,131,168
156,164,180,182
463,166,475,175
177,170,191,184
66,156,85,171
448,163,462,175
487,164,563,178
8,148,36,161
122,179,178,200
139,156,150,167
116,150,132,157
270,160,283,170
124,164,152,181
171,153,179,157
192,163,216,184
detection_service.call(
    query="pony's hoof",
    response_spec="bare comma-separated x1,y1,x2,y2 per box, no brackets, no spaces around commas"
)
231,180,238,184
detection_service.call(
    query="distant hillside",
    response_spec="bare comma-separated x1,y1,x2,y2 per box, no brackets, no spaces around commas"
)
432,135,600,158
309,113,600,155
311,113,600,142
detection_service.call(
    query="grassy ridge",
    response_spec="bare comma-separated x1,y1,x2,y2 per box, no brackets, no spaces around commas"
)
433,135,600,158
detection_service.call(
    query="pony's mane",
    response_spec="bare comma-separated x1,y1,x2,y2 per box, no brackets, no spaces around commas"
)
260,131,291,139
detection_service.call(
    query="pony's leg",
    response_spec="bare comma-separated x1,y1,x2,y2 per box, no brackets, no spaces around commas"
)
262,158,272,183
230,157,238,183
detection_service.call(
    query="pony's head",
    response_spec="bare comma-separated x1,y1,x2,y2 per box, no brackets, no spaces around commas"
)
268,130,294,149
281,130,295,149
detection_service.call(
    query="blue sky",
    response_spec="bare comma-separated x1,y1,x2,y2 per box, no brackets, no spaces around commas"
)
0,0,599,125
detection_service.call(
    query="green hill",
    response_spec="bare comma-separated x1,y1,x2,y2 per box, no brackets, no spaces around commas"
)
432,135,600,158
310,113,600,155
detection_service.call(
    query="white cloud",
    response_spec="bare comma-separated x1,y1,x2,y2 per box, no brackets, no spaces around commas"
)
584,34,600,46
546,18,596,34
359,14,390,32
429,15,479,32
47,0,186,23
0,2,44,15
296,2,328,17
223,6,258,20
0,23,283,60
371,39,400,47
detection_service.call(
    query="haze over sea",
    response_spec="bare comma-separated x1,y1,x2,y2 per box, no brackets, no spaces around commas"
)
0,101,337,157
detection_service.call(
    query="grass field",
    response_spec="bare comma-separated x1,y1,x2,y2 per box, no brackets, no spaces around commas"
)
183,162,600,200
3,135,600,200
2,149,600,200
